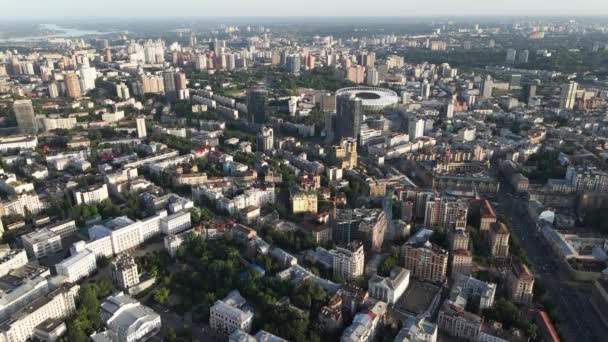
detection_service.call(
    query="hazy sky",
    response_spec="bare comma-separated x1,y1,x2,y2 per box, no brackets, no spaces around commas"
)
4,0,608,18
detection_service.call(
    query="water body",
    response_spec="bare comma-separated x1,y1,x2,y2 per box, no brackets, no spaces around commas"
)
0,23,112,42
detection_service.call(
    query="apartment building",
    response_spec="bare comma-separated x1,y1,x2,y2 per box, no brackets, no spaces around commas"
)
332,241,365,281
73,184,109,205
508,262,534,305
489,223,510,258
402,230,448,284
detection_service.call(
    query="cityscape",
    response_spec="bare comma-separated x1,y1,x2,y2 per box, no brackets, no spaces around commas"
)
1,2,608,342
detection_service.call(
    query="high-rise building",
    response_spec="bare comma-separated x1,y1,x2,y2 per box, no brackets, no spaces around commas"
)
408,117,425,140
335,94,363,142
481,76,493,98
420,80,431,99
559,81,578,109
116,83,130,100
506,48,517,63
287,54,301,75
162,69,177,99
489,222,510,258
519,49,529,63
48,82,59,99
247,87,268,124
256,127,273,152
64,71,82,99
79,66,97,92
332,241,365,281
13,99,38,134
366,68,379,86
195,53,207,71
521,83,537,105
136,116,147,138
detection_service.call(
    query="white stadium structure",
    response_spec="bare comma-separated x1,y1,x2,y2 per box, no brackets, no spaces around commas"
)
335,86,400,111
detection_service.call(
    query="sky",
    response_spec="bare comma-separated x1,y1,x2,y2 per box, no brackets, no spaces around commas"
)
3,0,608,18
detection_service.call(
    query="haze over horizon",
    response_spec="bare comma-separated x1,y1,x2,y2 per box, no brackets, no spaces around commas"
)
4,0,608,18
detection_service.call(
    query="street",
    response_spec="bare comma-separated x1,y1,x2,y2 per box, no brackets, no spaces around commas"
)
497,192,607,342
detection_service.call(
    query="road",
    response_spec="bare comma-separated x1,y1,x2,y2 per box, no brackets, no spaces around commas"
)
497,191,607,342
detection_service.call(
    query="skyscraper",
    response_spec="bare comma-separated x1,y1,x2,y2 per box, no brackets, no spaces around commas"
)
257,127,273,152
13,99,38,134
163,69,177,100
506,48,517,63
408,117,425,140
64,71,82,99
336,94,363,142
521,83,537,105
287,54,301,76
481,76,493,99
559,81,578,109
247,86,268,124
136,116,147,138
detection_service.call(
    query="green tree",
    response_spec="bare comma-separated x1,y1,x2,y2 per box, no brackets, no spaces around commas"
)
153,287,171,305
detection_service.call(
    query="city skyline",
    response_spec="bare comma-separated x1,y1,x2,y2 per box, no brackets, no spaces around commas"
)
3,0,608,18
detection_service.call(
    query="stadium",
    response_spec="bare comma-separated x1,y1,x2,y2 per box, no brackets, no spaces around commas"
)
335,86,400,111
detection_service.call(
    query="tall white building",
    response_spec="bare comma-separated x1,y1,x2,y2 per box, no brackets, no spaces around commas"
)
408,117,425,140
257,127,274,152
79,66,97,92
559,81,578,110
136,116,147,138
116,83,130,100
332,241,365,281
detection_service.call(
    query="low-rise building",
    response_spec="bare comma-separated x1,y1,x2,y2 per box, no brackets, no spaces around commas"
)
394,317,437,342
55,249,97,283
21,230,62,259
99,292,161,342
368,267,410,305
340,301,387,342
0,284,78,342
0,248,28,278
160,210,191,235
210,290,253,336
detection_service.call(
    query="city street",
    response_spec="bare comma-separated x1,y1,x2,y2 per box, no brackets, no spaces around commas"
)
497,192,607,342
